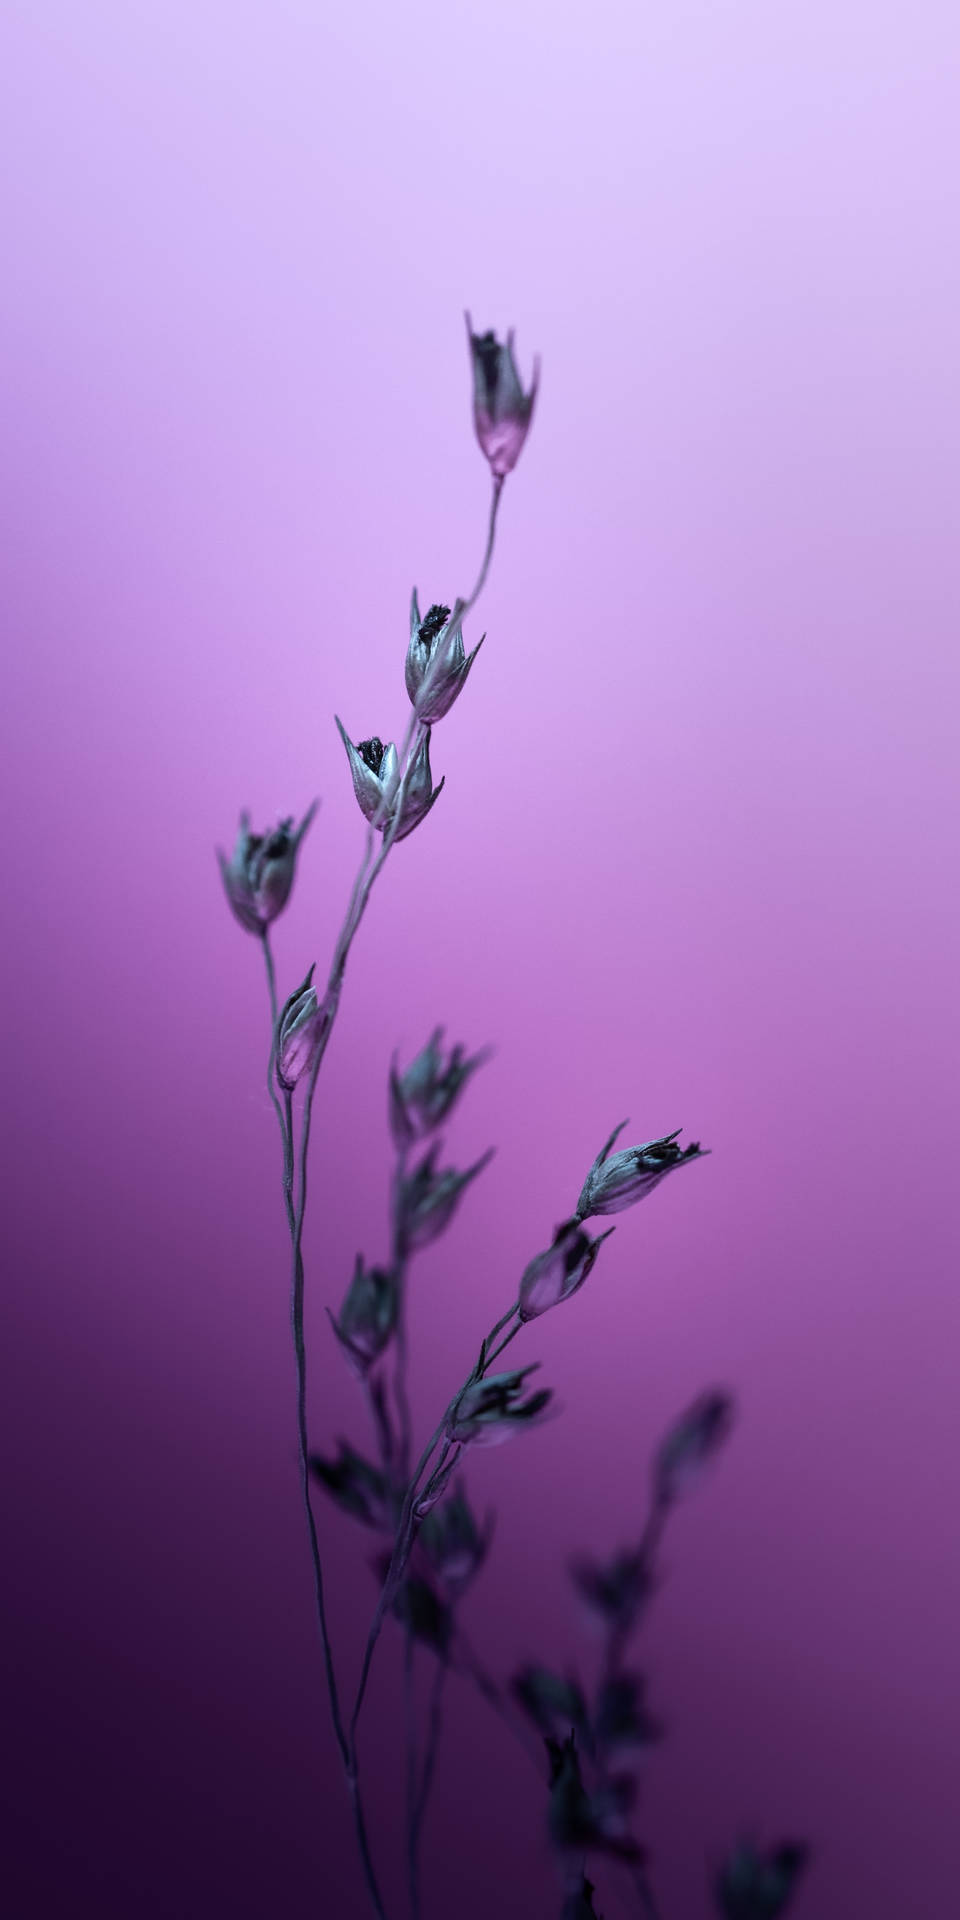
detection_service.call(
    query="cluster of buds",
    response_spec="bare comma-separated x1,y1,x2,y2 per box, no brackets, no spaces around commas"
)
405,592,483,725
576,1123,705,1220
217,802,317,935
654,1390,735,1508
518,1218,614,1322
274,965,330,1094
397,1141,493,1254
336,720,443,842
714,1841,809,1919
327,1256,397,1378
389,1027,491,1151
447,1365,552,1448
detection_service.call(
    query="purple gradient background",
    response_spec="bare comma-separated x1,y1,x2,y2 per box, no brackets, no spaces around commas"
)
2,3,958,1916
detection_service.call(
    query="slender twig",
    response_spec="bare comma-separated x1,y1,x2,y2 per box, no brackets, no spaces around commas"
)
404,1628,420,1918
286,1085,388,1920
462,476,504,615
272,476,509,1915
410,1644,449,1916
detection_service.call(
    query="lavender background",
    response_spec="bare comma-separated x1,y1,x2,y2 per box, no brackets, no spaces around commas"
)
2,3,958,1916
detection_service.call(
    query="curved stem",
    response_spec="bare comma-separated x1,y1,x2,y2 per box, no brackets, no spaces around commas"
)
462,476,504,615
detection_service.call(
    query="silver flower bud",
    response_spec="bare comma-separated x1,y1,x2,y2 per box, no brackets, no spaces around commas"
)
275,965,328,1093
518,1218,615,1322
655,1390,734,1506
447,1365,552,1448
397,1142,494,1253
466,313,540,479
335,719,444,841
405,590,484,725
576,1123,706,1219
327,1257,397,1377
217,801,318,936
388,1026,492,1151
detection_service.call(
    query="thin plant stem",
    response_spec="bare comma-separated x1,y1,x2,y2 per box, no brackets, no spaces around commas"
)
404,1628,420,1919
409,1645,449,1916
269,476,510,1915
462,476,504,615
286,1085,388,1920
349,1296,523,1752
261,929,295,1232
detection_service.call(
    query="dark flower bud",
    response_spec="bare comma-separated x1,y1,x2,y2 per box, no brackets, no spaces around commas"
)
655,1390,735,1507
568,1549,654,1634
217,801,318,935
405,589,485,725
309,1442,392,1530
373,1554,454,1657
518,1218,615,1322
327,1257,397,1377
448,1365,553,1448
335,719,444,841
466,313,540,479
576,1122,706,1220
547,1733,643,1864
275,965,329,1093
389,1027,492,1151
511,1666,589,1740
418,1482,492,1593
594,1674,663,1753
562,1877,604,1920
714,1841,810,1919
398,1141,494,1253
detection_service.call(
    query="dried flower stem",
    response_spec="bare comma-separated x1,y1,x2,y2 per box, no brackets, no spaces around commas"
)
272,477,508,1916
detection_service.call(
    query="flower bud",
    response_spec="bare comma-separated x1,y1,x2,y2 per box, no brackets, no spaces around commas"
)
217,801,318,935
335,719,444,841
568,1549,654,1635
309,1442,392,1530
562,1877,604,1920
373,1553,453,1656
594,1674,663,1753
447,1365,552,1447
511,1665,589,1741
389,1027,492,1151
327,1257,397,1377
547,1733,643,1864
418,1482,492,1593
518,1218,614,1322
655,1390,734,1507
275,965,328,1093
397,1142,494,1253
714,1841,809,1919
405,590,484,725
466,313,540,479
576,1122,706,1220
